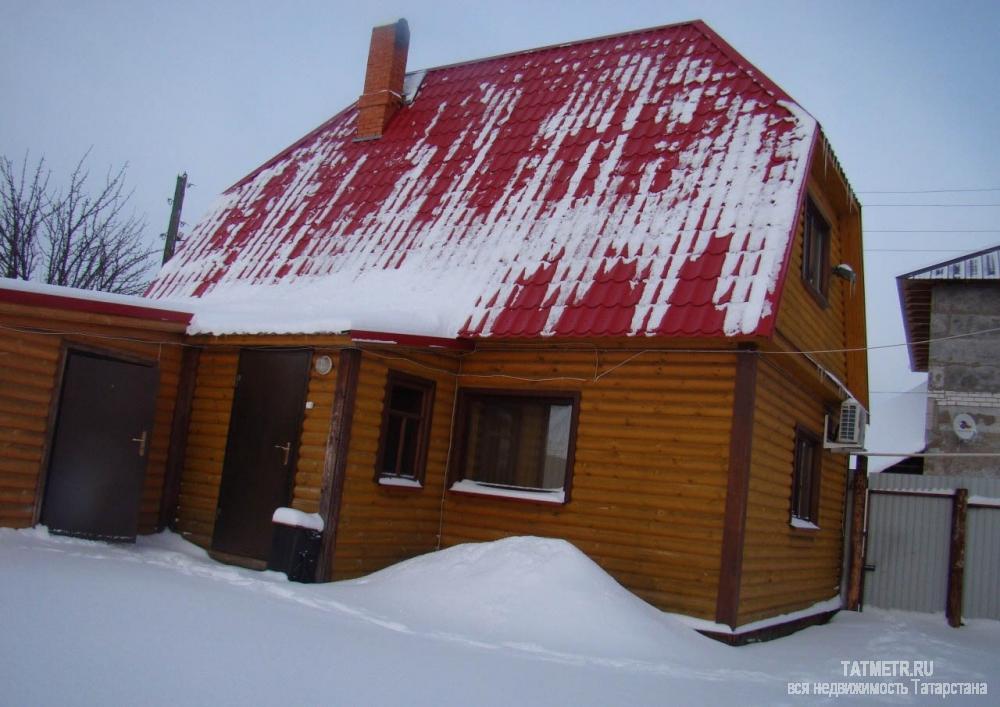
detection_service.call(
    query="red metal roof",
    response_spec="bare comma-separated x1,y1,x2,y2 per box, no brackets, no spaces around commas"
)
147,20,818,339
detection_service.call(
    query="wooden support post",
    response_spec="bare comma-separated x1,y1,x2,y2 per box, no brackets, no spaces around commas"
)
845,459,868,611
158,346,200,531
315,348,361,582
946,488,968,628
715,345,757,629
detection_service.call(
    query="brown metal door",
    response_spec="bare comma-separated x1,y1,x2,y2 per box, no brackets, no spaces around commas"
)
212,349,311,562
41,350,159,541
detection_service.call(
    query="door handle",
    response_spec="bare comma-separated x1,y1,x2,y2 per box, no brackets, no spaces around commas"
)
131,430,148,457
274,442,291,466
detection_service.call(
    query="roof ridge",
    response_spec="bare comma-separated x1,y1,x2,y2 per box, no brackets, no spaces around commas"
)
688,21,793,104
231,20,804,200
408,20,807,117
405,19,800,110
408,18,705,75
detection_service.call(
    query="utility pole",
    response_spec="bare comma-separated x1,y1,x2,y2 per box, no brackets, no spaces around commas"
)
162,172,188,264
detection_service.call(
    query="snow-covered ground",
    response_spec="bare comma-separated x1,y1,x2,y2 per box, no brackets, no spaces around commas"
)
1,528,996,706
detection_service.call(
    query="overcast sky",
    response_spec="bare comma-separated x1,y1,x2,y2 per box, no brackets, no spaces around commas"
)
4,0,1000,451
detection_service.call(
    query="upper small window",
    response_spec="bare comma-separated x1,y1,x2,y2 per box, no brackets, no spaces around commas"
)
802,197,831,303
450,390,579,504
791,426,822,526
374,372,435,486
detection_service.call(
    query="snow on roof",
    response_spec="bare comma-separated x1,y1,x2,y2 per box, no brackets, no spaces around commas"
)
866,381,927,473
147,20,817,339
0,277,191,324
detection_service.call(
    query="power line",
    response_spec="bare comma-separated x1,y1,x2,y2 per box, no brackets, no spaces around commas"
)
4,321,999,363
869,390,928,395
858,187,1000,195
865,229,1000,234
864,203,1000,207
865,248,966,253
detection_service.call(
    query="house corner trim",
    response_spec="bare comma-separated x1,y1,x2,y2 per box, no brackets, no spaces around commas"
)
158,346,201,531
715,345,758,628
316,348,361,581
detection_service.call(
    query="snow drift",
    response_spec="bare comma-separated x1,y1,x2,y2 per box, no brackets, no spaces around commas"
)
2,527,999,706
334,535,721,662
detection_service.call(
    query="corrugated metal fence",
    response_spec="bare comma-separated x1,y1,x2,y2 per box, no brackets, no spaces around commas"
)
864,474,1000,621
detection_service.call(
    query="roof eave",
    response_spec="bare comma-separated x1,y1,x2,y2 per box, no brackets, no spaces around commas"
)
897,276,930,372
899,243,1000,280
761,126,822,341
0,281,192,326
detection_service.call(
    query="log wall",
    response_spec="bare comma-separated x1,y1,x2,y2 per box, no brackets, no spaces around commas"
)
172,348,237,546
774,186,849,382
289,350,340,515
0,302,185,532
173,343,346,548
167,338,851,626
738,357,848,624
330,349,458,577
434,347,737,619
810,143,869,408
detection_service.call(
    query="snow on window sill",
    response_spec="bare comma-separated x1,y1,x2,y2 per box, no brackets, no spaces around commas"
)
378,476,423,489
449,480,566,505
790,517,820,531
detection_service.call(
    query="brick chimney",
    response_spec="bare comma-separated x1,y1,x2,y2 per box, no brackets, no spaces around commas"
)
356,19,410,141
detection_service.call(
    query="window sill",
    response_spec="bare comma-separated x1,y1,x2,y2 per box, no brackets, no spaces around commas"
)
377,476,423,490
449,480,566,505
790,517,820,531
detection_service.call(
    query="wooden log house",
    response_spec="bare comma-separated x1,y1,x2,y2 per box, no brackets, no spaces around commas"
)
1,19,867,639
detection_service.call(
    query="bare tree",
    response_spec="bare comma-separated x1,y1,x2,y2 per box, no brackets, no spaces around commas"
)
0,153,49,279
0,151,155,295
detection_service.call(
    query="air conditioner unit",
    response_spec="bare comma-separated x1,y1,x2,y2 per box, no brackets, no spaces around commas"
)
834,398,867,448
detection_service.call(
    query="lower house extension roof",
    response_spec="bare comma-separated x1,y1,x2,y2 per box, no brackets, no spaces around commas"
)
0,278,192,326
898,244,1000,371
146,20,819,340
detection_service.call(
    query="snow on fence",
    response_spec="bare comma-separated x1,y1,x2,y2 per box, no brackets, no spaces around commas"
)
864,474,1000,623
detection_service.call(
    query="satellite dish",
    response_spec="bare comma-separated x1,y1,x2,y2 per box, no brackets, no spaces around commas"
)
953,413,977,441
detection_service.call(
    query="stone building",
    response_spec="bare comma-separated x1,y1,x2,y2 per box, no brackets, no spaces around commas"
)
898,245,1000,476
